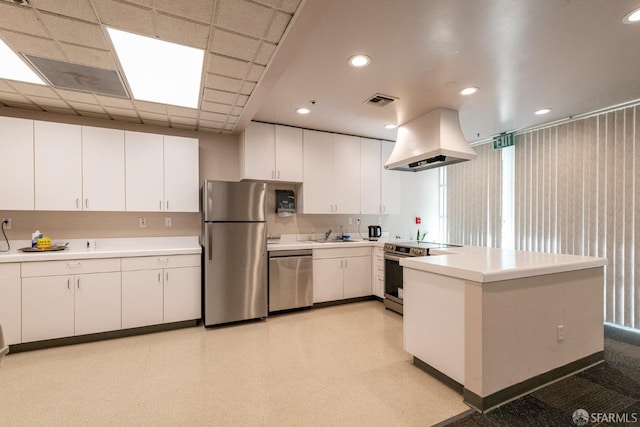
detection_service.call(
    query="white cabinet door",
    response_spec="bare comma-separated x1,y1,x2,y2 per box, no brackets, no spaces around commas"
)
312,258,344,303
360,138,381,214
122,269,164,328
303,130,334,213
343,255,372,299
333,134,361,214
241,122,275,180
34,121,82,211
22,275,75,342
82,126,125,211
0,117,34,210
275,125,303,182
163,266,201,323
125,131,164,212
0,276,21,345
381,141,402,215
74,272,122,335
164,136,199,212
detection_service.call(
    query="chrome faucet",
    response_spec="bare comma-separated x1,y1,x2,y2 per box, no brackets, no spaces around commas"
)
324,229,332,241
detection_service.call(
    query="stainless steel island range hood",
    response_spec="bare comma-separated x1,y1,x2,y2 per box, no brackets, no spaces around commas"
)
384,108,477,172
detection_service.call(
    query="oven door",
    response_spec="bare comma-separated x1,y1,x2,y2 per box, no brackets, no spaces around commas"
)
384,253,407,313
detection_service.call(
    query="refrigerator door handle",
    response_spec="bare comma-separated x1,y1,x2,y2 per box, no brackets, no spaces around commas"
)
208,224,213,261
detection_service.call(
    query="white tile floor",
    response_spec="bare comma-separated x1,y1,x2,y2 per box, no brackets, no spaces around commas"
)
0,301,468,426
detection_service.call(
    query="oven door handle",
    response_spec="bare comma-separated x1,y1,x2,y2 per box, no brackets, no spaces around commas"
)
384,254,407,262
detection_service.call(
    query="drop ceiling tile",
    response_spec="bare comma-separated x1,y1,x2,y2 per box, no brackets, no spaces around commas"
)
139,111,168,121
110,115,143,123
264,11,291,43
26,96,69,108
156,12,209,49
9,82,59,98
253,0,278,8
170,116,197,126
0,30,65,59
43,107,78,115
211,29,260,62
68,101,107,113
226,116,238,124
206,74,242,93
77,110,110,119
93,0,155,38
103,106,139,118
0,80,16,92
198,119,226,129
224,123,235,131
0,4,48,37
215,0,273,39
200,111,228,122
254,42,276,65
246,63,265,82
201,101,233,114
95,95,134,109
0,92,30,104
55,89,99,103
233,93,249,107
133,100,168,114
171,122,197,130
231,106,243,115
29,0,99,23
277,0,302,14
203,88,235,105
207,54,250,79
141,118,169,127
59,43,118,70
152,0,214,24
167,105,199,118
240,81,256,95
38,14,107,50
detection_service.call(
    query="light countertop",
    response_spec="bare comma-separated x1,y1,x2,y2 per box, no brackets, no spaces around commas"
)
0,236,201,263
267,238,388,251
400,245,606,283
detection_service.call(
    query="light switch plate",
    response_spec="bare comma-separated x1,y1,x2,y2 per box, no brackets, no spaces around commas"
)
139,217,147,228
165,217,172,227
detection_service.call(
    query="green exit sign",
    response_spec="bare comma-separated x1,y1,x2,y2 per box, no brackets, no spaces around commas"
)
493,132,515,149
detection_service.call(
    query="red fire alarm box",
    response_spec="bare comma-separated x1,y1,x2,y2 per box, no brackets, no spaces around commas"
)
415,216,421,224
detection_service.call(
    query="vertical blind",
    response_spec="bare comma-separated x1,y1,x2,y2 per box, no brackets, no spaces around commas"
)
514,106,639,329
445,143,502,247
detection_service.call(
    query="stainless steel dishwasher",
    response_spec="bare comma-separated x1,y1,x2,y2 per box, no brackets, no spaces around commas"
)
268,249,313,313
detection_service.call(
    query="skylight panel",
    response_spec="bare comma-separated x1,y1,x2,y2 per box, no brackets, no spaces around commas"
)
0,38,45,85
107,27,204,109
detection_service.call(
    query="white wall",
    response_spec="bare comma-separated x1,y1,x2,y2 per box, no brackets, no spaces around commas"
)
399,170,441,242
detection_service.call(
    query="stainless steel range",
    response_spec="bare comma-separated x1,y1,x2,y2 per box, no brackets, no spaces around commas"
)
383,241,460,314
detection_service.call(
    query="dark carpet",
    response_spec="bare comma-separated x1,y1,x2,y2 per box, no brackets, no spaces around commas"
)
437,325,640,427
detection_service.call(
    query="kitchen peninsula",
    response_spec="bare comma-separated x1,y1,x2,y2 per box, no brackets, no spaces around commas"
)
401,246,606,412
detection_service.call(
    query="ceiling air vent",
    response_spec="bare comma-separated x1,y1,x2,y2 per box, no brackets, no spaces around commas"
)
363,93,398,107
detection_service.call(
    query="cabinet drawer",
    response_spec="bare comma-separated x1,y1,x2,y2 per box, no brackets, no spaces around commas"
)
0,263,20,279
121,254,200,271
313,247,372,260
21,258,121,277
374,266,385,280
373,247,384,256
374,256,384,269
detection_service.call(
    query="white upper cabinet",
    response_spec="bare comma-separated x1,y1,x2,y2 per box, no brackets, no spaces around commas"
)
240,122,303,182
164,135,199,212
0,117,34,210
381,141,402,215
360,138,382,214
82,126,125,211
34,121,83,211
302,130,360,214
125,131,199,212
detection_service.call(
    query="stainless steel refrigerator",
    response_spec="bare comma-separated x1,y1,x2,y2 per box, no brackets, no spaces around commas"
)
202,180,267,326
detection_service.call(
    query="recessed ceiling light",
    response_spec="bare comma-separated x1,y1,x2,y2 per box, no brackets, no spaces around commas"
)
535,108,552,115
622,8,640,23
296,107,310,115
0,38,45,85
348,54,371,67
107,27,204,109
459,86,479,96
384,124,398,129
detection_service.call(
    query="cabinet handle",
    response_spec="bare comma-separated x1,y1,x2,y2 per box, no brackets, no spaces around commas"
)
158,272,162,282
344,259,348,269
271,170,275,180
157,258,169,264
166,201,169,211
277,170,280,180
159,200,162,210
85,198,89,209
340,260,343,269
67,278,71,290
76,198,80,209
67,262,81,268
166,272,169,282
77,278,80,289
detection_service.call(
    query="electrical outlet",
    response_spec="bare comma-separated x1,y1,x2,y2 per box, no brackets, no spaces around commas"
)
1,217,11,230
164,217,172,227
557,325,564,342
347,217,353,225
139,217,147,228
377,217,382,225
356,217,361,225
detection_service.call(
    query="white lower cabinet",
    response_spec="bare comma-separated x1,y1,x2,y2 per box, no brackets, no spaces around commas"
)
121,255,201,329
313,247,372,303
21,259,121,343
0,263,22,345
